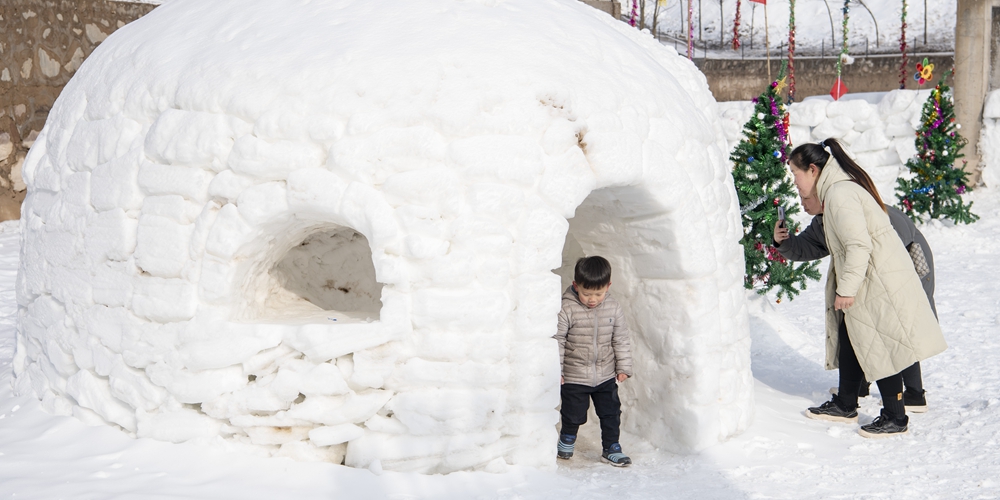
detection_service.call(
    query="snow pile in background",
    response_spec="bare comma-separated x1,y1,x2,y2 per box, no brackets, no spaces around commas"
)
15,0,749,473
719,89,934,202
979,90,1000,188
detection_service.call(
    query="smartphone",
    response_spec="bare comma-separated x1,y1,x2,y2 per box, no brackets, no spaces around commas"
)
777,206,786,228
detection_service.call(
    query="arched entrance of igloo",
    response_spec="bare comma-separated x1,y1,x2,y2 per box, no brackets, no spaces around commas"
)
554,183,748,453
237,223,384,323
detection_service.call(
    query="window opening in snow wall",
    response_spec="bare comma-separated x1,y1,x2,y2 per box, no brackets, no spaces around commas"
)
252,226,383,322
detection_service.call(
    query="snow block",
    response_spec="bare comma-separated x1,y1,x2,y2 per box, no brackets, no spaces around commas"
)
236,181,289,226
145,109,245,169
826,99,873,121
981,120,1000,187
309,424,365,447
66,369,138,431
811,115,855,140
985,90,1000,119
131,276,198,323
137,161,214,202
135,215,193,278
449,135,545,187
788,125,811,149
84,209,138,263
851,128,892,153
877,89,917,118
789,99,828,128
228,135,326,180
91,149,144,212
142,195,204,225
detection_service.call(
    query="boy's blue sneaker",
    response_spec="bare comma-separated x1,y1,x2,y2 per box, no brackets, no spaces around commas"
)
601,443,631,467
557,434,576,459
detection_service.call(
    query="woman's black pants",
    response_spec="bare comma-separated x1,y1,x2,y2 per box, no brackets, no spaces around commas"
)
837,319,906,419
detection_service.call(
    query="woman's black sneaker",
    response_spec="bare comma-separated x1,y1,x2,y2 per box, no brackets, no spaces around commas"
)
903,389,927,413
859,413,909,438
806,397,858,423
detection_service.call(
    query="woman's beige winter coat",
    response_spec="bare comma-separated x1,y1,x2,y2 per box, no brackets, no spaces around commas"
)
817,157,947,381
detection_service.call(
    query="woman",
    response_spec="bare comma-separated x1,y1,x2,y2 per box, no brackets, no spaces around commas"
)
788,138,946,438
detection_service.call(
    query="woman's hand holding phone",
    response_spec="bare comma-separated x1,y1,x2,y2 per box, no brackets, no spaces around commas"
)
773,206,789,244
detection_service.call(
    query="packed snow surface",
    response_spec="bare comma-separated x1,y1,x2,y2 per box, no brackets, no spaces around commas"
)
15,0,749,473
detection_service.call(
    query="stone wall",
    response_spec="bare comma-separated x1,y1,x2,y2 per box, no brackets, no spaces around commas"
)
579,0,621,18
0,0,155,220
698,53,955,103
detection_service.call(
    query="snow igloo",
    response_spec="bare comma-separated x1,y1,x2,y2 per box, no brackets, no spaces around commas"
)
14,0,752,472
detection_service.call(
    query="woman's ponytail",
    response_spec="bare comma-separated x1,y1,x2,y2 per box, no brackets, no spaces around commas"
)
790,138,886,211
822,138,886,211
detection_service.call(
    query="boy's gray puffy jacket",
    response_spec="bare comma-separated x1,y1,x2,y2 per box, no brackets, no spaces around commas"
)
555,286,632,386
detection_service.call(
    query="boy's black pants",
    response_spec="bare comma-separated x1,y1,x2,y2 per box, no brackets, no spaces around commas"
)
559,378,621,450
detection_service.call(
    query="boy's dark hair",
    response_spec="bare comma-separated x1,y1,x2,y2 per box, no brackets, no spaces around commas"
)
574,256,612,289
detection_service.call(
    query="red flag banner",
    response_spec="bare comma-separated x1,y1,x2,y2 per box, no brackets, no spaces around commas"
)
749,0,766,4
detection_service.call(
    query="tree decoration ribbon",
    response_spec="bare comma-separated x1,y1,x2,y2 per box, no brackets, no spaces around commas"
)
899,0,908,89
687,0,694,60
733,0,742,50
788,0,796,101
831,0,851,100
914,58,934,85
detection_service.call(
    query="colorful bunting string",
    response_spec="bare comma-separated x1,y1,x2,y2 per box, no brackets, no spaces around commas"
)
899,0,908,89
835,0,851,78
788,0,796,101
733,0,742,50
688,0,694,59
831,0,851,100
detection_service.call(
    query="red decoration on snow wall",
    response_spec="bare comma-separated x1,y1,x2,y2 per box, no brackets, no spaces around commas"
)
830,77,848,100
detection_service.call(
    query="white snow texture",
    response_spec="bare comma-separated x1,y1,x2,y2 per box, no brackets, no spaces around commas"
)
14,0,750,473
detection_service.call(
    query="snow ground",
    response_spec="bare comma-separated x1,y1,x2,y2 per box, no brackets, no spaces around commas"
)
2,186,999,498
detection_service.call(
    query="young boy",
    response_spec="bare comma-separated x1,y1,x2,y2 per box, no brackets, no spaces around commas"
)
554,256,633,467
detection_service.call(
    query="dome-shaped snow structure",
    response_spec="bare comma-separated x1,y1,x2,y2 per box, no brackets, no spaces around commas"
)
14,0,752,472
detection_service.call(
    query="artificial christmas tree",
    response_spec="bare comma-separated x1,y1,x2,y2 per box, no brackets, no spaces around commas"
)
896,74,979,224
730,74,820,301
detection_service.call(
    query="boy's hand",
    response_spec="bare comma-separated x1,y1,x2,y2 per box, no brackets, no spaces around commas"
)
560,376,564,385
616,373,628,383
773,220,790,244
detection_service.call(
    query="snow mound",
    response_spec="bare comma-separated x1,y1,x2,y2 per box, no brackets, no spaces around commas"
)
15,0,750,473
